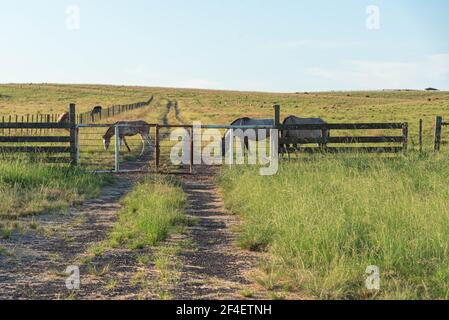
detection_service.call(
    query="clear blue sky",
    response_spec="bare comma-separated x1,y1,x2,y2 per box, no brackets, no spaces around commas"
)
1,0,448,92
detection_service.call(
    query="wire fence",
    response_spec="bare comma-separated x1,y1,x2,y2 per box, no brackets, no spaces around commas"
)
76,123,278,173
77,96,154,124
0,96,154,130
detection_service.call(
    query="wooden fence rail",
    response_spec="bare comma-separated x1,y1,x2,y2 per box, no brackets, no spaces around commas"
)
274,105,408,154
0,104,77,165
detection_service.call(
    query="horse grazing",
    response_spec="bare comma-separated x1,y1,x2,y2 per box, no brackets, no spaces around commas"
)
222,118,274,156
281,116,329,154
57,112,69,124
103,121,153,157
57,112,70,131
91,106,102,121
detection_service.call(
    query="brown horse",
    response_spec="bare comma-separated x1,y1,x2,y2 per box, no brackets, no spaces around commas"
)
103,121,153,156
91,106,102,121
57,113,70,131
57,112,69,124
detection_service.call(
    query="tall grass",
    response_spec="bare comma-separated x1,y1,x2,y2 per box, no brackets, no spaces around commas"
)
0,160,112,217
219,153,449,299
109,176,187,249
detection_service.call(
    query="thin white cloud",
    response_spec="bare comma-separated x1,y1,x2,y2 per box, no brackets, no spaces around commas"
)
307,54,449,90
429,54,449,79
284,40,364,49
123,65,221,89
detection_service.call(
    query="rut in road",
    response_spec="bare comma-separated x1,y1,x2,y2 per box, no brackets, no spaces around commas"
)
172,166,265,300
0,176,139,299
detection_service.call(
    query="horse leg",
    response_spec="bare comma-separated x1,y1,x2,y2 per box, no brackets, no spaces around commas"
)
237,139,246,163
279,144,284,158
123,136,131,152
139,135,146,156
295,144,301,157
244,137,250,158
145,134,154,153
294,144,300,158
284,144,290,161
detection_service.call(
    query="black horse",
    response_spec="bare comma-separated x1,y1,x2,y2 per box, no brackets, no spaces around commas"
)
91,106,102,121
221,118,274,155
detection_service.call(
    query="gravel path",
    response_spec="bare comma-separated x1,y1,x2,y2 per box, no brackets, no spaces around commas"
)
172,166,266,300
0,165,267,300
0,175,156,299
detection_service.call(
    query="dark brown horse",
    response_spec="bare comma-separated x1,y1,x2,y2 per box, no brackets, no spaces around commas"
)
91,106,102,121
221,118,274,155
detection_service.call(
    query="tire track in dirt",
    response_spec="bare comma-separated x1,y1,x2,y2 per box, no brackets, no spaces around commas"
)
158,103,268,299
162,100,184,127
0,173,162,300
171,166,267,300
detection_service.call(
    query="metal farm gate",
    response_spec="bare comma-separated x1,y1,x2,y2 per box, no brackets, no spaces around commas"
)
75,123,277,174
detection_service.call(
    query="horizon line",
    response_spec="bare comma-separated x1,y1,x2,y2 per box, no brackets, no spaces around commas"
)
1,82,448,94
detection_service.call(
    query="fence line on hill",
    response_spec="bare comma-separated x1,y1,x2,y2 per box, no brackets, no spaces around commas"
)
0,96,154,134
0,104,422,172
77,96,154,124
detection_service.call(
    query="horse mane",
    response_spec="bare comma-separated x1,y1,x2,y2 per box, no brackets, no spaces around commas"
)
57,112,69,123
231,117,251,125
282,115,296,124
103,124,117,139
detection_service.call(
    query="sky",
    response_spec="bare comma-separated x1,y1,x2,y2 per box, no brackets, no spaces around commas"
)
1,0,449,92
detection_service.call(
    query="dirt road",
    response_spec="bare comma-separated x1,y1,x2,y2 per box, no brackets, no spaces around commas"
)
172,166,266,300
0,167,265,300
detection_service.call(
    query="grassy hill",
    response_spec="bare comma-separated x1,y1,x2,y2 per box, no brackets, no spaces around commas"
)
1,84,448,150
2,83,449,299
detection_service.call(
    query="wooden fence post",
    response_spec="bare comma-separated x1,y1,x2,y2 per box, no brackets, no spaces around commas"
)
435,116,443,152
402,122,409,151
190,127,194,174
419,119,423,152
69,104,77,166
155,125,160,172
274,104,281,128
114,124,120,173
274,104,281,154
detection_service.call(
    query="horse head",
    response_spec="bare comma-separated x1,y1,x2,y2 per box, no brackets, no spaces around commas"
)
103,134,111,150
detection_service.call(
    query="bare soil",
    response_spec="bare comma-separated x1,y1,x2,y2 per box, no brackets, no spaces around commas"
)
172,166,267,300
0,165,268,300
0,175,146,299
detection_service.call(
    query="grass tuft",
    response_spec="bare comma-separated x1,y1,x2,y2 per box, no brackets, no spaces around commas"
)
0,159,113,217
219,153,449,299
109,176,187,249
